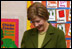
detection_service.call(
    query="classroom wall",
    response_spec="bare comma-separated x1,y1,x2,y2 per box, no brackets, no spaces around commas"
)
1,1,27,48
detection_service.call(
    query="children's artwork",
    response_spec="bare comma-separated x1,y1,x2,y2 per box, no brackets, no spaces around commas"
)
33,1,42,3
65,24,71,38
47,1,57,8
68,24,71,36
57,24,66,35
66,40,71,48
59,1,67,7
1,19,19,48
57,9,66,23
30,23,35,29
48,9,56,21
68,9,71,21
70,1,71,8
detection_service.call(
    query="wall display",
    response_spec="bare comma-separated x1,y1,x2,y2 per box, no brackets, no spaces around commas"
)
65,24,71,38
1,19,19,48
33,1,42,3
47,1,57,8
70,1,71,8
48,9,56,21
68,24,71,36
66,40,71,48
56,9,66,23
68,9,71,21
27,1,71,48
57,24,66,35
59,1,67,7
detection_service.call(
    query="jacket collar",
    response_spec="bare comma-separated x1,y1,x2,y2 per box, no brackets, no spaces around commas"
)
41,23,54,48
30,23,55,48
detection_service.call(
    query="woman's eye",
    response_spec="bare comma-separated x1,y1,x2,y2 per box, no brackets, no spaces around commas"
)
37,21,40,23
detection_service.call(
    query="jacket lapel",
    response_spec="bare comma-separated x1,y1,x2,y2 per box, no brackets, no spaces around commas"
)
30,28,38,48
30,23,54,48
41,23,54,48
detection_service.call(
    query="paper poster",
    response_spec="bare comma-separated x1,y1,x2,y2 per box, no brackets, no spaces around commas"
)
57,9,66,23
65,24,71,38
68,9,71,21
57,24,66,35
59,1,67,7
33,1,42,3
47,1,57,8
66,40,71,48
1,19,19,48
70,1,71,8
48,9,56,21
68,24,71,36
30,23,35,29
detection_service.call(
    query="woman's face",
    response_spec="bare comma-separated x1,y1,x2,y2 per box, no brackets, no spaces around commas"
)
31,16,46,32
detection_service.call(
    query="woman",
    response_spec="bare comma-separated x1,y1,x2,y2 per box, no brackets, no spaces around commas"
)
21,2,66,48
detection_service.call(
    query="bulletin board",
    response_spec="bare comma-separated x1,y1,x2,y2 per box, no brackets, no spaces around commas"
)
1,19,19,48
27,1,71,48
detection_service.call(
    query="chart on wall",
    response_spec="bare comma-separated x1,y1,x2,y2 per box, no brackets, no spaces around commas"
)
27,1,71,48
1,19,19,48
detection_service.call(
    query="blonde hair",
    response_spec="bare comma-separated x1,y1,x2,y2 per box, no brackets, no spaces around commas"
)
27,2,49,20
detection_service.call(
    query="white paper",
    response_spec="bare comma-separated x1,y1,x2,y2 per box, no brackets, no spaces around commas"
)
57,24,66,35
33,1,42,3
57,9,66,23
68,9,71,21
59,1,67,7
68,24,71,36
48,9,56,21
70,1,71,8
47,1,57,8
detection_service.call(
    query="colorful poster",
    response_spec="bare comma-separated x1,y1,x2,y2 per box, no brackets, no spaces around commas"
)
68,24,71,36
33,1,42,3
31,1,46,7
59,1,67,7
65,24,71,38
66,40,71,48
68,9,71,21
1,19,19,48
48,9,56,21
47,1,57,8
56,9,66,23
70,1,71,8
57,24,66,35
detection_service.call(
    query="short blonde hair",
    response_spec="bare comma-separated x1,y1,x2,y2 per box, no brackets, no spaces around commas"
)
27,2,49,20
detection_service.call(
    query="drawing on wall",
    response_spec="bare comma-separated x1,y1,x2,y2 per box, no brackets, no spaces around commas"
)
68,9,71,21
33,1,42,3
57,9,66,23
68,24,71,36
1,19,19,48
48,9,56,21
66,40,71,48
57,24,66,35
70,1,71,8
47,1,57,8
59,1,67,7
